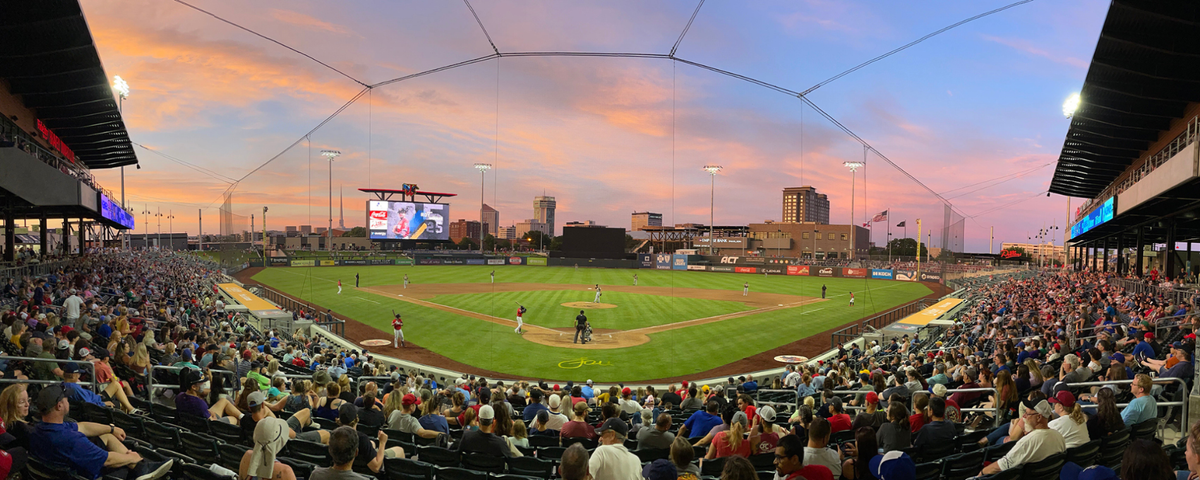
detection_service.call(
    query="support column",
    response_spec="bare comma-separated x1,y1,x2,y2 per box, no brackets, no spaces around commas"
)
61,218,70,256
3,198,14,262
1166,220,1177,281
1135,227,1145,277
39,216,47,258
1092,244,1098,271
78,219,85,255
1116,234,1125,276
1102,240,1109,272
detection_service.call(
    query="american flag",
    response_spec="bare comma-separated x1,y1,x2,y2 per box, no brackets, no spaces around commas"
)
862,222,871,228
872,210,888,223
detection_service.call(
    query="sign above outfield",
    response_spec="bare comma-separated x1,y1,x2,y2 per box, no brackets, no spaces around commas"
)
695,237,748,248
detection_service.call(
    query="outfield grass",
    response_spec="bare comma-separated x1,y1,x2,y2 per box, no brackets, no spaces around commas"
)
429,290,753,330
251,265,933,381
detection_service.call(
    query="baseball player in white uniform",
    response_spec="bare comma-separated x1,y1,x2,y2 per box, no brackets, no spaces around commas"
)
743,282,749,296
337,279,342,295
515,305,526,334
633,274,638,286
403,274,409,289
593,285,602,303
491,270,495,284
849,292,855,306
392,313,405,348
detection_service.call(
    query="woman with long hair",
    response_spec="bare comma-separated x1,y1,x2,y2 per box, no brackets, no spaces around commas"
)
491,400,514,437
1086,387,1124,440
909,394,929,433
234,377,260,413
337,375,354,403
418,392,449,434
1121,439,1175,480
444,391,466,426
382,387,405,420
0,383,30,429
841,427,879,480
706,411,756,459
876,402,911,452
1025,359,1045,388
131,344,151,376
1048,391,1089,448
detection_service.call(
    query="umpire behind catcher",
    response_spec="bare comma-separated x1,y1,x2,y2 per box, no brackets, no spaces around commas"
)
573,310,588,344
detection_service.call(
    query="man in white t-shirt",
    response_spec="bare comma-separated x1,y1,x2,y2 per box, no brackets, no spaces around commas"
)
63,290,84,330
539,395,569,431
980,399,1066,475
802,417,841,477
589,419,641,480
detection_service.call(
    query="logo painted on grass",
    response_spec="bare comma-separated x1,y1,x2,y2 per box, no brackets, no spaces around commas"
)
558,357,614,369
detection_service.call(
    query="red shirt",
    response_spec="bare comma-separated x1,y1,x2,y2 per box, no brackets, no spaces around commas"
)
909,413,927,433
798,465,834,480
712,431,752,458
828,413,852,433
393,318,403,330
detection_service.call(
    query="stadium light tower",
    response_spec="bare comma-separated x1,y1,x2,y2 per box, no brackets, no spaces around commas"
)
843,161,864,260
1063,93,1081,118
141,205,151,250
474,163,491,254
321,150,341,251
703,165,722,254
167,210,175,250
113,76,131,249
154,207,163,250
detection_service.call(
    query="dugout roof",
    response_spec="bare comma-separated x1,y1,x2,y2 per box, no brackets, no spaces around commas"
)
0,0,138,169
1048,0,1200,199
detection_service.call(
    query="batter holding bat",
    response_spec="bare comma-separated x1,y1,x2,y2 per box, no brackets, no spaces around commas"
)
514,302,526,334
392,311,405,348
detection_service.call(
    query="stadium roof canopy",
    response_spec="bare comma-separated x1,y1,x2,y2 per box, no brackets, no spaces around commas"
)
1048,0,1200,199
0,0,137,169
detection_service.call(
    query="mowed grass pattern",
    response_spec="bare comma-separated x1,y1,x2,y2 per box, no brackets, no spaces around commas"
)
429,290,752,330
252,265,933,381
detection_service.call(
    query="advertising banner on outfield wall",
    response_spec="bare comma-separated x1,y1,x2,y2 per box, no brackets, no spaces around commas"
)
638,254,653,268
894,270,917,281
687,265,707,271
871,269,893,279
340,260,368,265
487,259,505,265
507,256,525,265
392,259,413,265
735,266,757,273
319,260,335,266
710,266,734,272
419,258,442,265
787,265,810,276
270,257,288,266
655,253,672,270
291,260,315,267
843,268,868,278
466,259,486,265
816,267,837,277
760,266,784,274
919,272,942,282
526,257,547,266
672,254,688,270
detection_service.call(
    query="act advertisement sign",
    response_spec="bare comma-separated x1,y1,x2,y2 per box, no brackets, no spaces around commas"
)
787,265,810,276
870,269,893,279
842,268,868,278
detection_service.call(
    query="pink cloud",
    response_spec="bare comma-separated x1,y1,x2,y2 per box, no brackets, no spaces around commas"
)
981,34,1088,69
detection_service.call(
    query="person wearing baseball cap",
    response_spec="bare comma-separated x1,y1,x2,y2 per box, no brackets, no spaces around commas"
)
1139,341,1194,381
29,383,174,479
979,398,1066,475
852,391,886,431
387,393,445,442
176,367,243,424
242,391,328,446
869,451,915,480
1047,391,1089,448
590,418,640,479
457,405,513,457
544,395,569,431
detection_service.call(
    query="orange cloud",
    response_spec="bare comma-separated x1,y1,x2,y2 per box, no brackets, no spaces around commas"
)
269,9,356,36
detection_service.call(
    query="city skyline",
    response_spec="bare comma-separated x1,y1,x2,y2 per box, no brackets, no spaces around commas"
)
83,1,1103,251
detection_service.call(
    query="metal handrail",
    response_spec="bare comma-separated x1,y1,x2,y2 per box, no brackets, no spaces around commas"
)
0,355,100,393
146,364,237,400
753,389,799,413
1064,377,1187,435
836,386,1003,426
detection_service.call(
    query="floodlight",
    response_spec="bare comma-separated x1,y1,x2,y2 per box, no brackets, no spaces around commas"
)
112,76,130,99
1063,93,1080,118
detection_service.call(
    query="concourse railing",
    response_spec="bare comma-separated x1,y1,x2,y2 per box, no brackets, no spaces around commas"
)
0,356,100,393
146,365,236,400
1065,376,1187,438
834,386,1002,427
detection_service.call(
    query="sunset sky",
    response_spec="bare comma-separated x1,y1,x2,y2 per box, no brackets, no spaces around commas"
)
81,0,1107,252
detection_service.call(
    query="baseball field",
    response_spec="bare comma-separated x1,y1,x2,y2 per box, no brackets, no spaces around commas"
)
250,265,934,382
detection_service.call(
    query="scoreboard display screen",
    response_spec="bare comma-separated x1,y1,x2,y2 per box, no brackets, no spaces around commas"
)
368,201,449,240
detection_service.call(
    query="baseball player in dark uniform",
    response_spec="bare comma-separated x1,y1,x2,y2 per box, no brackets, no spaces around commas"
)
821,284,826,299
573,310,588,344
355,273,360,288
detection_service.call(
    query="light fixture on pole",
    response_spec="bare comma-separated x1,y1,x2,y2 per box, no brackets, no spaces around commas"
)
1063,93,1081,118
474,163,491,254
263,206,269,265
141,205,151,250
843,161,864,260
321,150,341,251
112,76,131,249
167,210,175,250
154,207,163,250
703,165,722,255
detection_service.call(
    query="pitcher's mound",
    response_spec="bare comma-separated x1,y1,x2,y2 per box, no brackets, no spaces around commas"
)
562,301,618,309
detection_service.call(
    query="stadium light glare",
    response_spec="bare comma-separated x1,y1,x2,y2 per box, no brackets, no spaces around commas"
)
1063,93,1080,118
112,76,129,99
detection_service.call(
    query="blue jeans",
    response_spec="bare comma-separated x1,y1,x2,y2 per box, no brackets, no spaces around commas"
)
985,421,1010,445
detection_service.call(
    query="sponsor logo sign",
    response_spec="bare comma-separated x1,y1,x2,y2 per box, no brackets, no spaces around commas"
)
919,272,942,282
894,270,917,281
760,266,784,274
735,266,757,273
694,237,748,248
269,257,288,265
843,268,868,278
787,265,810,276
870,269,893,279
442,258,465,265
368,210,388,230
526,257,547,266
638,254,654,268
656,254,672,270
557,357,613,369
291,260,315,267
817,267,834,277
672,254,688,270
710,266,734,272
719,256,740,264
340,259,367,265
319,260,335,266
508,256,524,265
487,259,506,265
1000,249,1022,259
418,259,442,265
745,257,765,264
466,259,486,265
686,265,707,271
373,259,399,265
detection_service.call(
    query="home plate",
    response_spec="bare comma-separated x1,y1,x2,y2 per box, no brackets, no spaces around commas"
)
778,304,783,307
361,339,391,347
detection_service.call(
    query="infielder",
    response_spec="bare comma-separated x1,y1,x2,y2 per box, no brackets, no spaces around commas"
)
515,305,526,334
743,282,749,296
849,292,855,306
821,284,827,299
633,274,638,286
392,313,405,348
593,285,602,303
337,279,342,295
355,273,360,288
404,274,409,289
490,270,495,284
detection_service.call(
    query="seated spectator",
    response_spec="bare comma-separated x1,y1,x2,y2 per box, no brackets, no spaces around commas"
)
876,402,911,452
1122,374,1157,427
908,393,929,433
1047,391,1089,448
386,393,444,441
841,427,878,480
589,418,641,480
61,362,138,414
523,389,548,422
417,392,449,435
309,426,370,480
680,387,704,411
680,400,722,441
637,413,675,450
912,396,954,450
530,410,559,437
1085,388,1124,440
561,400,597,440
357,391,385,427
29,384,173,480
802,417,841,477
851,392,885,431
1139,341,1194,383
949,367,981,406
336,403,403,472
826,397,852,434
931,384,960,423
753,406,786,455
241,391,328,445
979,399,1066,475
175,368,242,423
694,404,735,447
706,411,756,459
237,417,297,480
560,443,593,480
458,405,514,457
1120,439,1174,480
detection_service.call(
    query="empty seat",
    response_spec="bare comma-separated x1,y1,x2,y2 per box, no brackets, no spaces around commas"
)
1130,418,1157,441
914,460,942,480
537,446,567,461
561,437,597,450
209,418,245,445
285,438,332,466
748,453,774,471
180,432,223,464
417,445,461,467
461,453,506,473
217,443,248,473
507,456,555,478
635,448,670,463
1019,452,1064,480
941,450,985,480
700,456,728,477
433,466,489,480
385,457,436,480
112,410,147,438
276,456,316,479
1065,439,1101,468
144,420,183,450
25,455,91,480
1099,428,1131,469
81,402,114,425
527,436,560,447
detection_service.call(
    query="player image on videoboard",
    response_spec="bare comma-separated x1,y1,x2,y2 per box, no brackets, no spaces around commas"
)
369,201,448,240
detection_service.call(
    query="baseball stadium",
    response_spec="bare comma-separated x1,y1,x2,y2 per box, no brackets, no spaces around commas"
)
4,1,1200,479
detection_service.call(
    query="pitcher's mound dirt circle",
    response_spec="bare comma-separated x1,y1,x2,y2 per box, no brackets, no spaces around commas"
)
562,302,618,309
360,339,392,347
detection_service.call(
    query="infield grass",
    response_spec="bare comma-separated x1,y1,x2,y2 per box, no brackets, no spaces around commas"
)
251,265,933,381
